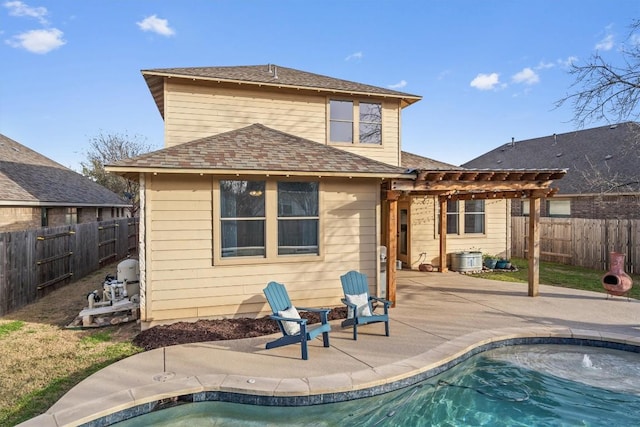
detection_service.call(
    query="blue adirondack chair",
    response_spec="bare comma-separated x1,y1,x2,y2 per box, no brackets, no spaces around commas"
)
340,270,391,340
263,281,331,360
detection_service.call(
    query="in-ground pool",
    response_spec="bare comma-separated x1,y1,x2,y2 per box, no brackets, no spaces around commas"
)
111,344,640,426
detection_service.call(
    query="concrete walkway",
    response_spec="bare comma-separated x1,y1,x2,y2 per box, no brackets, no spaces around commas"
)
21,271,640,426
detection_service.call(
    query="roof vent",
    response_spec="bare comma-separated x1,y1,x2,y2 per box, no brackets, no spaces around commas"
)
605,154,613,160
553,133,557,144
556,152,563,157
268,64,272,73
497,159,502,164
273,66,278,79
12,146,19,152
609,124,618,129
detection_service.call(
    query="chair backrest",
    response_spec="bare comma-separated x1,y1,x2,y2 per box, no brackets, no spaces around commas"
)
340,270,370,297
264,281,293,314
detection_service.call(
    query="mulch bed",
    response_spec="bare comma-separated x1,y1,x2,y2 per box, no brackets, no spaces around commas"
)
133,306,348,351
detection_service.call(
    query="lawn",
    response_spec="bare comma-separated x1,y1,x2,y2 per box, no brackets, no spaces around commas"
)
473,257,640,300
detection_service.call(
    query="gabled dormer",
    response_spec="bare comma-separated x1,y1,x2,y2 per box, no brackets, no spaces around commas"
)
141,64,421,167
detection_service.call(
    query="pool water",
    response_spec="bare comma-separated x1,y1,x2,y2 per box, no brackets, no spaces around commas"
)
113,345,640,426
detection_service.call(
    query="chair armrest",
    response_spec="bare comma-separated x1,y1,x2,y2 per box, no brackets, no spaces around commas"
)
341,298,357,309
269,314,308,324
296,307,330,314
369,295,391,307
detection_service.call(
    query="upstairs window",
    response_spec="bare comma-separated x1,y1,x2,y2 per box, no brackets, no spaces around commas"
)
329,99,382,145
277,182,319,255
220,180,265,257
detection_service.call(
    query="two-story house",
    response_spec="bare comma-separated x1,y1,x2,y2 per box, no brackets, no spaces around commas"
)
107,64,564,328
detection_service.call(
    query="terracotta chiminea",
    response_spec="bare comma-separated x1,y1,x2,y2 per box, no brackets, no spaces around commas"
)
601,252,633,297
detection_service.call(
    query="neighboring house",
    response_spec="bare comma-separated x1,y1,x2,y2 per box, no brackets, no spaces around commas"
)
0,133,130,232
107,64,563,328
463,122,640,219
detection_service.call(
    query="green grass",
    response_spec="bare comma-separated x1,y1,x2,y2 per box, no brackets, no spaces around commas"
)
475,257,640,300
0,321,25,339
0,342,140,427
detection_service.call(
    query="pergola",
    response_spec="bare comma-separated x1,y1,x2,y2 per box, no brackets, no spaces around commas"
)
382,168,567,304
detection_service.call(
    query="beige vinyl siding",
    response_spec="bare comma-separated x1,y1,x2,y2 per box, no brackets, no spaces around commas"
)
409,197,509,268
144,174,380,327
164,82,326,147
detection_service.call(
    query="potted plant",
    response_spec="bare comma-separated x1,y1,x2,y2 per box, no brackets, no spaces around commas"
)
496,257,510,269
483,254,498,269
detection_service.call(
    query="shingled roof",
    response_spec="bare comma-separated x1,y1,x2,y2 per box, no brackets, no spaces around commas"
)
141,64,422,118
462,122,640,194
0,133,129,206
401,151,458,170
107,124,411,178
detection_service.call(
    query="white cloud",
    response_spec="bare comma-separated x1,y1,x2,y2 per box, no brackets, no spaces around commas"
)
137,15,175,37
558,56,578,68
470,72,500,90
388,80,407,89
4,0,48,24
345,51,363,61
535,61,554,70
512,67,539,85
595,34,614,51
6,27,65,53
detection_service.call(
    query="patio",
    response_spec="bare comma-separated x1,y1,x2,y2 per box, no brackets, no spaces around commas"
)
21,270,640,426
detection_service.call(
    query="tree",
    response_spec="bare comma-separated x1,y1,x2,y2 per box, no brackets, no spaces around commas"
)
556,20,640,128
81,132,155,217
556,20,640,196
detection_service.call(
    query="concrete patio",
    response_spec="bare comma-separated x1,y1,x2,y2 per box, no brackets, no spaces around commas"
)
21,270,640,426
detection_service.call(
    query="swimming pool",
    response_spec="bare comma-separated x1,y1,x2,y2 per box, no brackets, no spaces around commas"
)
111,344,640,426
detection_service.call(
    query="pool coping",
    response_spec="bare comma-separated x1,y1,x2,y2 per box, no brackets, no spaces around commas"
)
23,327,640,427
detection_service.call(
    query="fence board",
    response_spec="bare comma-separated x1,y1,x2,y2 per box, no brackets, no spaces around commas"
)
0,218,138,316
512,217,640,274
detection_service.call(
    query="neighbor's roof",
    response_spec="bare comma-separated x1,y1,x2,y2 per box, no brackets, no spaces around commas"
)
401,151,459,170
0,133,129,207
107,124,412,179
462,122,640,194
141,64,422,118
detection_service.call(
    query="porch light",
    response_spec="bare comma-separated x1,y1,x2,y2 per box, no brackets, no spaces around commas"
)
249,190,263,197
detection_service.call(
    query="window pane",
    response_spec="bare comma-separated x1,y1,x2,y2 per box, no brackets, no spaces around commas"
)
220,180,265,217
446,200,458,234
220,180,265,257
330,121,353,142
360,122,381,144
464,200,485,234
359,102,381,144
221,220,265,257
548,200,570,216
278,181,319,255
278,182,318,216
330,100,353,143
330,100,353,120
278,219,318,255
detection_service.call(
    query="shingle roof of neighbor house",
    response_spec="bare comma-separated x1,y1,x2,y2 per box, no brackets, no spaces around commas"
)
462,122,640,194
141,64,422,118
107,124,411,178
401,151,458,170
0,133,129,206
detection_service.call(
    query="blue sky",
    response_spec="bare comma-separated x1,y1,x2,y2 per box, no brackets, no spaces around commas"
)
2,1,639,171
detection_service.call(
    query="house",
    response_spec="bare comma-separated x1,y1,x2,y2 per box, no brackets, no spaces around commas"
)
107,64,564,328
0,133,130,232
462,122,640,219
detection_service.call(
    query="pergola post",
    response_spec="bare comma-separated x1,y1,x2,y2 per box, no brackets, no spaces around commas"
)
384,191,400,306
438,196,448,272
528,197,541,296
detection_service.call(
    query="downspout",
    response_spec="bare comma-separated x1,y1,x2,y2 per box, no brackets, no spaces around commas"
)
138,172,149,325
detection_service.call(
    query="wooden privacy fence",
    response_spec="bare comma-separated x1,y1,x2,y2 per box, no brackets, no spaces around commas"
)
0,218,139,316
512,217,640,274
